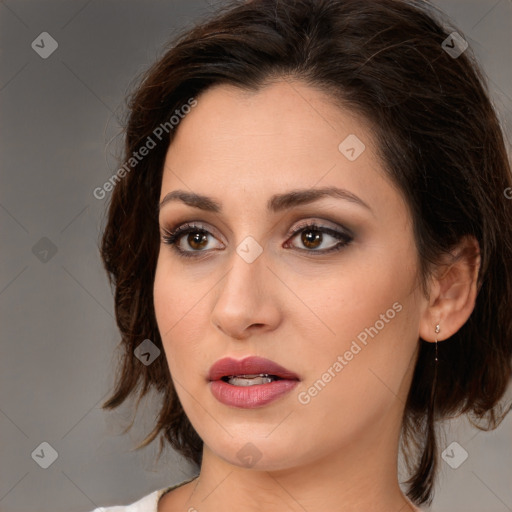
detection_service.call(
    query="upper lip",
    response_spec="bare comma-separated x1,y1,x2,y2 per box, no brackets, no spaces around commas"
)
208,356,300,381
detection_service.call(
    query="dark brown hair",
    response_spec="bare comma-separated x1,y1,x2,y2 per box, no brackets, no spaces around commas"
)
99,0,512,506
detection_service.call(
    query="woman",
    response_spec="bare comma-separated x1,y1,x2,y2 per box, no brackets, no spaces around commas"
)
91,0,512,510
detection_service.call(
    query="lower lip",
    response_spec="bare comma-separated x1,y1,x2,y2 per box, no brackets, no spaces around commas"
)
209,379,299,408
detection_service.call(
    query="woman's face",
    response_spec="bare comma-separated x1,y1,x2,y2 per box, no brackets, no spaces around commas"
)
154,80,427,471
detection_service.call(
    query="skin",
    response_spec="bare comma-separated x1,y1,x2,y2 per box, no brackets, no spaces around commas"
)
153,80,479,512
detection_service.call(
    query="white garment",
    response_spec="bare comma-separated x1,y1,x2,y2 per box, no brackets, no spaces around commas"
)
90,488,166,512
90,477,197,512
90,477,423,511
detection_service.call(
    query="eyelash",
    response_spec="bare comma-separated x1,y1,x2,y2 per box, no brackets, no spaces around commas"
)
160,220,353,259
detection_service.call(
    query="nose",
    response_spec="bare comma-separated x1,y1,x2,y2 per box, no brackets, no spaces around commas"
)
210,245,282,340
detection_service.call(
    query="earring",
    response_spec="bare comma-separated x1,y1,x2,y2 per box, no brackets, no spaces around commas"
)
434,324,440,362
429,324,441,421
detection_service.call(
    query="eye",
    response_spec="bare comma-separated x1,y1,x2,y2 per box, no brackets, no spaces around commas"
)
160,219,353,259
161,222,223,258
284,220,353,254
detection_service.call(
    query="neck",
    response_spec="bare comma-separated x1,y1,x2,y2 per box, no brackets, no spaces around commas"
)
182,415,421,512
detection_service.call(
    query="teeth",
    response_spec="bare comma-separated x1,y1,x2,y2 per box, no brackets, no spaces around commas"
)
226,373,277,386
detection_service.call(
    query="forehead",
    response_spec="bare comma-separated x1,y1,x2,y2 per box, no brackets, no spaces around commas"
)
165,80,370,166
159,80,406,222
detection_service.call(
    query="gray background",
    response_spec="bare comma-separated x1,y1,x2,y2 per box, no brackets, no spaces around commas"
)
0,1,511,511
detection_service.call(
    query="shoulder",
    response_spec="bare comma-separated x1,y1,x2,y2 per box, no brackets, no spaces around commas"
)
89,487,162,512
89,476,198,512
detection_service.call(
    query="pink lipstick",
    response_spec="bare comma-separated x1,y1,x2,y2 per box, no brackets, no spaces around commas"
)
208,356,300,408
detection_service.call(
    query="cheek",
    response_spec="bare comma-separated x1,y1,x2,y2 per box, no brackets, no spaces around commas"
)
153,260,178,336
297,246,420,399
299,257,405,344
154,259,194,358
292,294,419,457
154,255,202,330
153,256,215,384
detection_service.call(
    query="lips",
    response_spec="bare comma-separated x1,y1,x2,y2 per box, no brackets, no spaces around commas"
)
208,356,300,382
208,356,300,408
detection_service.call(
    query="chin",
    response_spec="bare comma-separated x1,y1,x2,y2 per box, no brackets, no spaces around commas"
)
207,432,310,472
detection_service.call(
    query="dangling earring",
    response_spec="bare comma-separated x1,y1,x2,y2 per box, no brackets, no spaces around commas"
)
428,323,441,422
434,324,440,362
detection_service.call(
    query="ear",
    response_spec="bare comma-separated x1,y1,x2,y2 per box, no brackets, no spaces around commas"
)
419,236,481,343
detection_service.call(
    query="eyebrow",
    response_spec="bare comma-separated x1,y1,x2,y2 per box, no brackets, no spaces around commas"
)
158,186,372,214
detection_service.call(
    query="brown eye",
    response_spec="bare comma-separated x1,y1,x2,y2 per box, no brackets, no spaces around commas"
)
161,220,353,259
161,222,223,258
286,222,353,254
300,229,323,249
185,231,209,250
